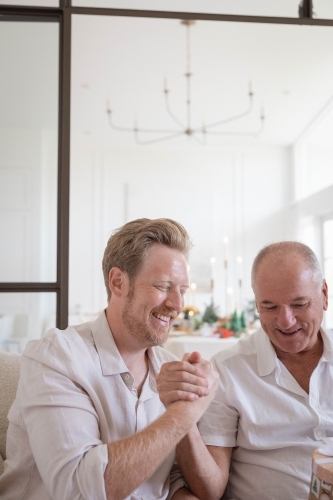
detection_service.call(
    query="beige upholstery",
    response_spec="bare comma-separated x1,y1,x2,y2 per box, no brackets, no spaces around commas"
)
0,351,21,475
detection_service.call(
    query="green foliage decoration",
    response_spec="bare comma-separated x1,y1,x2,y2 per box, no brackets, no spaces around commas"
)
202,302,219,324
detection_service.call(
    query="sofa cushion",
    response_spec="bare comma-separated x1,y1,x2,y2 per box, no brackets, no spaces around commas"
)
0,351,21,474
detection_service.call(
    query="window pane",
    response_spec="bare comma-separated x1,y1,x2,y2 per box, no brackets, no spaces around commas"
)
323,220,333,258
323,219,333,329
324,257,333,329
0,20,58,282
313,1,333,19
72,0,300,17
0,1,58,5
0,292,56,352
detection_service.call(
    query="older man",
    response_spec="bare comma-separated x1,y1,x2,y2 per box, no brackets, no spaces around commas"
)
157,241,333,500
0,218,218,500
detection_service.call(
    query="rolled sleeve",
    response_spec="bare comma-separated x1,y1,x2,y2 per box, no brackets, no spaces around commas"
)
198,357,239,448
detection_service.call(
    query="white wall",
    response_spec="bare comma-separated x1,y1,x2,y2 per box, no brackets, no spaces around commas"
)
292,98,333,258
69,140,293,319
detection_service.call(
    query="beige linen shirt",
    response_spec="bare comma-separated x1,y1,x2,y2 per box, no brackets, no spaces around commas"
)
0,311,185,500
199,326,333,500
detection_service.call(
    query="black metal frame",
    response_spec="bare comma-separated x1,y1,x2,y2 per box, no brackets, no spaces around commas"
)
0,0,331,329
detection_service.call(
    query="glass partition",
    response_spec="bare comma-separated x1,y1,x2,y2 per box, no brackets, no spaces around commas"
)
72,0,301,18
0,19,59,282
313,1,333,19
0,292,56,352
0,1,59,5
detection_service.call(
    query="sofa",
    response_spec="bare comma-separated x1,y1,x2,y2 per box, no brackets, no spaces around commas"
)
0,351,21,475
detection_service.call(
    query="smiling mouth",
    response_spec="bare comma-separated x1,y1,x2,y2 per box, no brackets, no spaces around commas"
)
152,312,171,323
278,328,301,336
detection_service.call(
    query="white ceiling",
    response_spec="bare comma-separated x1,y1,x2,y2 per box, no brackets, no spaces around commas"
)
71,14,333,147
2,13,333,148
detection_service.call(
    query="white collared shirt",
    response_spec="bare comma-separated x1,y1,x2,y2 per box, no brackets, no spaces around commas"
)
0,312,185,500
198,326,333,500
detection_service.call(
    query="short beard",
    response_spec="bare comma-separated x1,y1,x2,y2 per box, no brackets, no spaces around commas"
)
121,282,172,347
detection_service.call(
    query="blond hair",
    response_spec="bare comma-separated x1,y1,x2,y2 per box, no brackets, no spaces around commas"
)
102,218,192,301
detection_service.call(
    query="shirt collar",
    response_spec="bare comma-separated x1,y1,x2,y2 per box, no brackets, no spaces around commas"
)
320,325,333,361
255,324,333,376
90,311,163,390
255,327,279,377
91,311,129,376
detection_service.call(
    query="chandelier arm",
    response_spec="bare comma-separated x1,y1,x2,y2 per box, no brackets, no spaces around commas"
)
107,110,137,132
108,107,181,134
164,92,186,129
196,95,254,131
135,126,181,133
134,131,185,145
205,116,265,136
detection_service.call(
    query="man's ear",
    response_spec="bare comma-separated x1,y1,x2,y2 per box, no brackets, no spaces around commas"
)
108,267,128,298
322,279,329,311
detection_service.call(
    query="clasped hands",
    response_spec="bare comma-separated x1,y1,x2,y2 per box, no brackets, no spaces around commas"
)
156,352,219,410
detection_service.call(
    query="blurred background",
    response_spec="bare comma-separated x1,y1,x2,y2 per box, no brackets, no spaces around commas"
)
1,0,333,350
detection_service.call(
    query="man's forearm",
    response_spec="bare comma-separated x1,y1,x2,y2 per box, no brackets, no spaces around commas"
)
171,486,199,499
176,426,229,500
104,400,207,500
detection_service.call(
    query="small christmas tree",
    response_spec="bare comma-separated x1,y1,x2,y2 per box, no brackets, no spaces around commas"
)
202,302,219,324
240,310,247,330
229,310,241,334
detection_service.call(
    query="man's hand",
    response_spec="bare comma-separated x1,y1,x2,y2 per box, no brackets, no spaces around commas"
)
156,351,219,408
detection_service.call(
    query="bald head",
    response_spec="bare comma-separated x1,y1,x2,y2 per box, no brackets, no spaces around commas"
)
251,241,323,294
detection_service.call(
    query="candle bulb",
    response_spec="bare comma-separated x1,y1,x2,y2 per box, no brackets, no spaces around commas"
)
237,256,243,313
185,265,191,306
210,256,216,282
164,73,168,92
210,256,216,300
223,237,229,268
237,256,243,282
227,287,234,316
191,282,197,306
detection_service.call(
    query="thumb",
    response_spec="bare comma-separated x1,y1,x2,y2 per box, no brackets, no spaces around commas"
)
184,351,202,364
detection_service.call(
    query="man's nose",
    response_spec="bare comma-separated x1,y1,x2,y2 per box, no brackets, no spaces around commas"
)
165,289,184,314
277,307,296,330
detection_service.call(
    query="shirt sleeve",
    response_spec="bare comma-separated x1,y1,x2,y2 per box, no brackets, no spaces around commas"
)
198,357,239,448
18,341,108,500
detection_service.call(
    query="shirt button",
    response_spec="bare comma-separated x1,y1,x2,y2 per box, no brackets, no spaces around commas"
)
124,374,130,380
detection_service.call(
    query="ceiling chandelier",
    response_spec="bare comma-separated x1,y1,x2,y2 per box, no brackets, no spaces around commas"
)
107,20,265,145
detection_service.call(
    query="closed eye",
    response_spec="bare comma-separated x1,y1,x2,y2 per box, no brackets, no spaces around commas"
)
293,303,307,308
156,285,170,292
